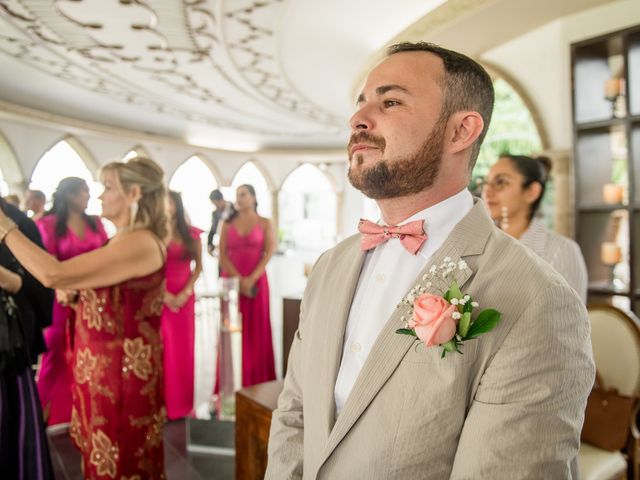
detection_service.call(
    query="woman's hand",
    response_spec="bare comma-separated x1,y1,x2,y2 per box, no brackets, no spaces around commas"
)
174,290,190,308
239,277,250,296
164,291,180,312
239,276,258,297
56,289,78,306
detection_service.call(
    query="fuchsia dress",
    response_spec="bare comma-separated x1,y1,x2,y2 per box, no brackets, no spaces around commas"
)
161,226,202,419
36,214,108,425
222,222,275,386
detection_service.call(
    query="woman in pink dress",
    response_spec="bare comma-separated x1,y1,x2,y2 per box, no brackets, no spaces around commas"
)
0,157,169,478
219,184,276,386
36,177,108,426
162,191,202,420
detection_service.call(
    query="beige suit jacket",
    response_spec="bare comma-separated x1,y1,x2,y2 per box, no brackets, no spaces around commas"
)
266,200,595,479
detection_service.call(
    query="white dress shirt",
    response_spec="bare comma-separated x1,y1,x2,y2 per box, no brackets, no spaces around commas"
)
334,189,474,414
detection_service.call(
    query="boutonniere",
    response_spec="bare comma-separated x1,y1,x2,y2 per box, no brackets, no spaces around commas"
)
396,257,501,358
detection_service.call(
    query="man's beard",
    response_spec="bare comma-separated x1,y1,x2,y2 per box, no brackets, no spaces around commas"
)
347,117,447,200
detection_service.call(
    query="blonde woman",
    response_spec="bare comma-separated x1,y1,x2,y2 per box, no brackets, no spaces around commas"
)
0,157,169,479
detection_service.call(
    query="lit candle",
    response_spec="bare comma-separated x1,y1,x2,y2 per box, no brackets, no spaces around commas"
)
602,184,624,204
604,78,622,100
601,242,622,265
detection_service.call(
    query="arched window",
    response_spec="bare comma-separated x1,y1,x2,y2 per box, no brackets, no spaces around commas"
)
30,139,101,215
279,164,337,252
227,161,272,218
0,167,10,198
169,156,218,231
475,78,543,177
472,78,551,223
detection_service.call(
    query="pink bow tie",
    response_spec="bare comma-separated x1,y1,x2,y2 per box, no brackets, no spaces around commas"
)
358,219,427,255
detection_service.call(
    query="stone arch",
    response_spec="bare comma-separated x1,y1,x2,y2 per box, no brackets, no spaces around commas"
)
122,145,153,161
0,130,25,193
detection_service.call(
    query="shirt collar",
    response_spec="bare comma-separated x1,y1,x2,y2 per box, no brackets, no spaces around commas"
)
380,188,472,227
378,188,474,258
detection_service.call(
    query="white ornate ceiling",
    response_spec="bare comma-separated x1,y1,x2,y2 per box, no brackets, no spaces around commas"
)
0,0,616,151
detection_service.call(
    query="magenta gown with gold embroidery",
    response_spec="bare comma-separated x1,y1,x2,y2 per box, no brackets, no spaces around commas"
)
36,214,108,425
70,268,166,479
221,223,275,387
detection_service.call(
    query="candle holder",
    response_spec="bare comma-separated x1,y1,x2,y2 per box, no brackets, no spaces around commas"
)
604,78,626,118
601,242,622,288
216,277,242,421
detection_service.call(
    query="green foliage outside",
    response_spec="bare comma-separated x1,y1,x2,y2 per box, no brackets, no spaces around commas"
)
470,78,550,226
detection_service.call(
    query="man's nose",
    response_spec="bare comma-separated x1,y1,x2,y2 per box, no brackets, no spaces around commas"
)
349,105,374,132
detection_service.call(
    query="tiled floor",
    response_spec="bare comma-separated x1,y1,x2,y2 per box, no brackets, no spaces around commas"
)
48,418,235,480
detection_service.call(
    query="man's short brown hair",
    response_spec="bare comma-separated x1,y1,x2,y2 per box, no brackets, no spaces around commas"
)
387,42,494,170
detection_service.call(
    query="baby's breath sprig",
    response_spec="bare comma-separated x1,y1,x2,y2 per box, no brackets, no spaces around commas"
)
396,257,501,358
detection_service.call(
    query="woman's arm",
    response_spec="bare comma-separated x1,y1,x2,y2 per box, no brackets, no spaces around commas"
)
246,217,276,284
175,236,203,307
0,264,22,293
3,227,164,290
218,222,241,277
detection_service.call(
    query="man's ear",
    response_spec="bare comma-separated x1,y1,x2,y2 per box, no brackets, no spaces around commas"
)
444,111,484,155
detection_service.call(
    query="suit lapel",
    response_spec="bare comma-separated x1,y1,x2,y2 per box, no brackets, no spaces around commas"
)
316,238,366,437
320,200,493,463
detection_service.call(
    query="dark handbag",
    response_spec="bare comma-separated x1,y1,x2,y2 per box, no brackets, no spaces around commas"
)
581,371,639,451
0,290,28,373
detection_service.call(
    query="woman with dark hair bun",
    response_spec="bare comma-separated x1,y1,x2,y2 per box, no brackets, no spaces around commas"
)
482,154,588,301
161,191,202,419
36,177,108,426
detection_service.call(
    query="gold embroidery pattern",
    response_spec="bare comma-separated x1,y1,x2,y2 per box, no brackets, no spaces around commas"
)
80,289,111,332
135,281,164,321
74,348,97,384
89,430,119,478
147,409,165,448
123,337,152,380
70,407,86,451
120,476,141,480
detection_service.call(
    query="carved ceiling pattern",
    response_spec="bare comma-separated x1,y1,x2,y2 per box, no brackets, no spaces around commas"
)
0,0,343,137
221,0,343,126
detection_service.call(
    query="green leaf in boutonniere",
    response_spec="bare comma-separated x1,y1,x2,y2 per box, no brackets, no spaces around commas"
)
446,280,463,301
396,328,417,336
465,308,501,339
458,311,472,338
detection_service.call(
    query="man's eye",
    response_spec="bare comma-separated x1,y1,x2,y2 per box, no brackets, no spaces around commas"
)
383,99,400,107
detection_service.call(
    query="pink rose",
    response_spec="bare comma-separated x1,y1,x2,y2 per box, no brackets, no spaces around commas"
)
409,293,458,347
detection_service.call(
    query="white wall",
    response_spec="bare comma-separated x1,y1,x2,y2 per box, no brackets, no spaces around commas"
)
482,0,640,151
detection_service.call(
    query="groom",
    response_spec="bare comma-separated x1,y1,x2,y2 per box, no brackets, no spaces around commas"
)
266,42,594,479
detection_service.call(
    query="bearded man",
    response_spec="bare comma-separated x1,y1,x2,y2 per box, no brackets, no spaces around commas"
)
266,42,594,479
